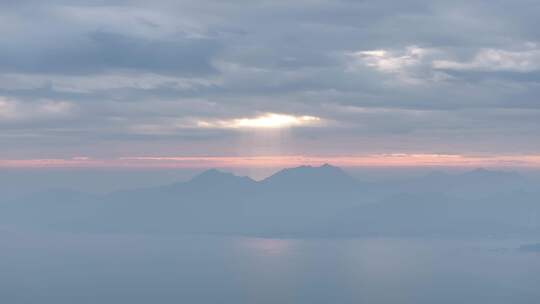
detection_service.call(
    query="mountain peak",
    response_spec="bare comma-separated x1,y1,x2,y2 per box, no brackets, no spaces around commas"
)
197,168,228,177
191,169,251,183
263,164,357,187
269,163,343,175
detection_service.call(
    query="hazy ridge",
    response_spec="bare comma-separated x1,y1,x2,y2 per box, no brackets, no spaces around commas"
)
3,165,540,237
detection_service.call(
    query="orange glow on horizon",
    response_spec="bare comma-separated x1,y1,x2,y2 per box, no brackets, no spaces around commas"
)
2,154,540,169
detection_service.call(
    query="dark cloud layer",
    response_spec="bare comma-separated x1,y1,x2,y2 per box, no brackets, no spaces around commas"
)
0,31,220,75
1,0,540,159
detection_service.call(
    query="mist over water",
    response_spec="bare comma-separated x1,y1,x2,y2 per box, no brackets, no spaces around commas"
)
2,231,540,304
2,166,540,303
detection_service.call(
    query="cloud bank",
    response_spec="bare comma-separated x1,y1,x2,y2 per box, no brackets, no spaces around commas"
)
1,0,540,161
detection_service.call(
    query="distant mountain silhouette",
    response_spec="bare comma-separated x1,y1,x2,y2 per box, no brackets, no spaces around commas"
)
189,169,256,187
2,165,539,237
263,164,357,189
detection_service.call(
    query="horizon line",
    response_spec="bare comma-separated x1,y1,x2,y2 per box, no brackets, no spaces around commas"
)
2,154,540,169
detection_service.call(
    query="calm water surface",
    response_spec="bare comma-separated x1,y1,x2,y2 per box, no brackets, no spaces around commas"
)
2,230,540,304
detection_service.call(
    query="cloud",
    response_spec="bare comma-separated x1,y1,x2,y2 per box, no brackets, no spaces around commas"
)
1,1,540,159
4,154,540,169
350,46,430,73
0,72,221,93
433,45,540,72
346,46,452,85
0,97,75,122
197,113,322,129
0,30,220,76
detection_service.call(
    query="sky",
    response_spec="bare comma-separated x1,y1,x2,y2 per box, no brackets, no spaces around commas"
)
1,0,540,168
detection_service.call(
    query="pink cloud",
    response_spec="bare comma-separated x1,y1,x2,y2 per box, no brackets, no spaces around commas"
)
2,154,540,169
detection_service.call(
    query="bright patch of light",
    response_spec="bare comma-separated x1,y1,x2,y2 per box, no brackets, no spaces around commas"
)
198,113,321,129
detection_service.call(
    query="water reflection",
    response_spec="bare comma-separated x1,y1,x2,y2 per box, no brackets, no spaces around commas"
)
236,237,293,256
2,232,540,304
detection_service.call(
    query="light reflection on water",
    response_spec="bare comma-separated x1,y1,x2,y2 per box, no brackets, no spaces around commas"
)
1,232,540,304
237,237,293,256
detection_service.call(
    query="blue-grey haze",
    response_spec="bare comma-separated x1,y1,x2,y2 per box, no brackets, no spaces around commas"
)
2,165,540,303
3,165,540,237
2,232,540,304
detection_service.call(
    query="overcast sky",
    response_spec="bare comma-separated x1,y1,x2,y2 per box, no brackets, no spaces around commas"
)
1,0,540,167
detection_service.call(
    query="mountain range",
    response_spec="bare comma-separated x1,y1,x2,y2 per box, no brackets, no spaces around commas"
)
2,164,539,237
